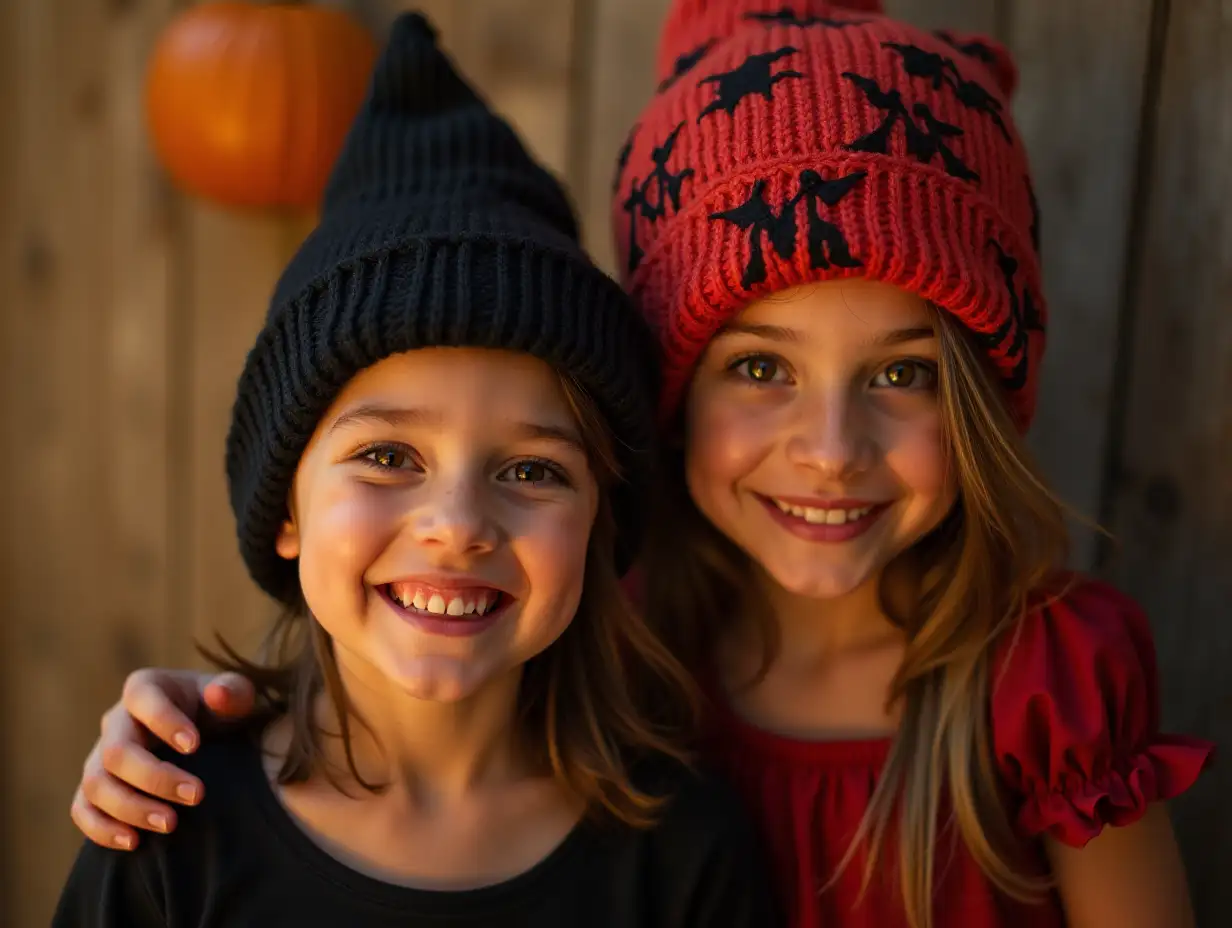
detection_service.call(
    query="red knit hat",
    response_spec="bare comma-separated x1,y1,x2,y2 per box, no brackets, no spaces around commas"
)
611,0,1044,429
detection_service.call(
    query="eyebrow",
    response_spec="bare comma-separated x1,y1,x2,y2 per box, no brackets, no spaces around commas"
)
714,322,936,347
328,405,586,454
871,326,937,346
328,405,442,434
508,422,588,456
714,322,804,343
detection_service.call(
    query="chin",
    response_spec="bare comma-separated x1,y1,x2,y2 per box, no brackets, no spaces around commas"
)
756,548,883,601
771,568,872,601
374,654,494,703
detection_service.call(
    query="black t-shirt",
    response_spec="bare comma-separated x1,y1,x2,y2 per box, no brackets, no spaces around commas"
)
54,729,780,927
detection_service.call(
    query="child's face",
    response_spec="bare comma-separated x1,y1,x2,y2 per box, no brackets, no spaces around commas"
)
276,348,600,702
683,280,958,601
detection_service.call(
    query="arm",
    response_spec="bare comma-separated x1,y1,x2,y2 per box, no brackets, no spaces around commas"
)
1046,805,1195,928
71,669,257,850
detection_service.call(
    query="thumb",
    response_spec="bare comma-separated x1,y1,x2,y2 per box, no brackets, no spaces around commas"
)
201,672,257,720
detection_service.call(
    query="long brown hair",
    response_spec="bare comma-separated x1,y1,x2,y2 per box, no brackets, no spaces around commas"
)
206,370,700,829
644,308,1072,926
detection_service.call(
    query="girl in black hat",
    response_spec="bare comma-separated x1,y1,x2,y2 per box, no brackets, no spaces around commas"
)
54,15,776,928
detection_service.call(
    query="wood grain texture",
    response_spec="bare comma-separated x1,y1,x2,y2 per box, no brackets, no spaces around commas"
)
0,0,178,923
1102,0,1232,918
1011,0,1155,567
181,206,308,664
0,0,21,916
883,0,1004,37
574,0,671,274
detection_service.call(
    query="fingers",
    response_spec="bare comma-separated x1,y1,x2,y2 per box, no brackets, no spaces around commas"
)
81,766,180,835
99,742,203,808
120,670,200,754
202,672,257,720
71,786,139,851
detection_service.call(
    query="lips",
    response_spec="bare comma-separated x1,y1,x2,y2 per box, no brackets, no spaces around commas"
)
768,498,877,525
757,495,891,543
378,577,513,638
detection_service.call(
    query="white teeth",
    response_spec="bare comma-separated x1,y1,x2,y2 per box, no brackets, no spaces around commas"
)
773,500,874,525
389,586,501,617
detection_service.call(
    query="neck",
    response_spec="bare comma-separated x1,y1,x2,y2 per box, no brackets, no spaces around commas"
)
748,568,905,673
312,651,530,806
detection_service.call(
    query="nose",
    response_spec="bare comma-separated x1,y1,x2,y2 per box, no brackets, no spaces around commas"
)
410,476,499,556
784,387,874,480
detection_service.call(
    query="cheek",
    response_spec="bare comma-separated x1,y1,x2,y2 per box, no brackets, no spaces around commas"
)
298,484,402,594
684,393,772,496
881,412,955,502
511,502,596,636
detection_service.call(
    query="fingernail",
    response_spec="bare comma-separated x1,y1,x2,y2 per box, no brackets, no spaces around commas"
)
116,834,134,850
176,782,198,803
148,813,168,832
173,731,195,753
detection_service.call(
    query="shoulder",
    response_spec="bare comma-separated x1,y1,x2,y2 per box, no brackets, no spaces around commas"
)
54,730,266,927
993,573,1152,678
989,574,1213,847
602,758,779,925
630,756,762,850
150,722,267,808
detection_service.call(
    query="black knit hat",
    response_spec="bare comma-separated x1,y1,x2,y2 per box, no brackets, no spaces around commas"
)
225,13,659,605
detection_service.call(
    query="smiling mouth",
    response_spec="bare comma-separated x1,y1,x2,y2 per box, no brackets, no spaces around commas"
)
768,498,882,525
383,583,507,618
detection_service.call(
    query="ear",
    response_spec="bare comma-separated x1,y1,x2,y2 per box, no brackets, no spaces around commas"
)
275,518,300,560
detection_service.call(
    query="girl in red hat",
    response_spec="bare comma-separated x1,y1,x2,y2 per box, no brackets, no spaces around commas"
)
66,3,1211,927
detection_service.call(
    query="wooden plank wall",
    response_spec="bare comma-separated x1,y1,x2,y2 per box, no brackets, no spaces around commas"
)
1103,0,1232,915
0,0,1226,925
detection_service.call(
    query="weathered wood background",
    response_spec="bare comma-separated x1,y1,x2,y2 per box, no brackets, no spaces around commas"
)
1,0,1227,925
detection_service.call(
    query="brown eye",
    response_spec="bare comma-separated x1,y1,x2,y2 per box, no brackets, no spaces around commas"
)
734,355,783,383
874,360,936,390
885,362,916,387
498,458,569,488
514,461,547,483
362,446,413,469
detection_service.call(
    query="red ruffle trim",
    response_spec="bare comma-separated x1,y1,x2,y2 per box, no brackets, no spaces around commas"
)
1018,736,1214,847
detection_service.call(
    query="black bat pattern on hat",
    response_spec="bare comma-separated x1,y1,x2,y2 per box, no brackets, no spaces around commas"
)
842,72,979,181
659,41,716,93
710,170,865,288
697,48,803,122
882,42,1011,142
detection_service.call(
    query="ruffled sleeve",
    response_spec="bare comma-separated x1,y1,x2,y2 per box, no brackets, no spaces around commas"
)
991,575,1214,848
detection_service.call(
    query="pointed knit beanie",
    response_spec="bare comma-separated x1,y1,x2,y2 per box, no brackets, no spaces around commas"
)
228,13,659,603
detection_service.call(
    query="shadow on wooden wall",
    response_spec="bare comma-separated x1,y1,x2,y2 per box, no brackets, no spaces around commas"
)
0,1,1226,925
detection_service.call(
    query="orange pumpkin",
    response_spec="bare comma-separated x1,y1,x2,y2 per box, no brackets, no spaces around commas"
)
145,1,377,212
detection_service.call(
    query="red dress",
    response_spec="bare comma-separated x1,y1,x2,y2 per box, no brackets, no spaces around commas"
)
702,577,1214,927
